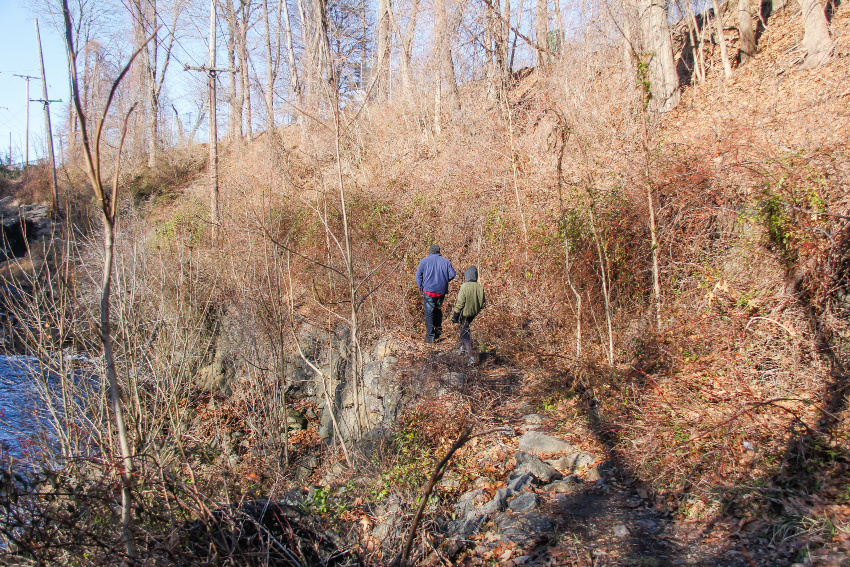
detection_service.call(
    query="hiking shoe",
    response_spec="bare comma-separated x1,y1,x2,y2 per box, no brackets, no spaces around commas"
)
467,356,476,366
457,346,465,355
424,337,435,344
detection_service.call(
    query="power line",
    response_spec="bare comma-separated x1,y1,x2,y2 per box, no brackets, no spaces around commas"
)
0,108,26,131
123,2,205,75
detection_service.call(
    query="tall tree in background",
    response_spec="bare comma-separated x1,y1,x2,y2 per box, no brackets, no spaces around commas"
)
738,0,756,64
239,0,253,138
800,0,833,67
501,0,511,84
536,0,548,67
375,0,392,98
262,0,282,131
710,0,733,78
223,0,253,140
301,0,333,112
391,0,419,94
53,0,113,162
483,0,505,104
434,0,461,128
281,0,301,106
635,0,679,111
130,0,180,167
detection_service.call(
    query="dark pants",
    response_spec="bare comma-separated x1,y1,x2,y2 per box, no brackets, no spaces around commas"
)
459,315,476,356
423,294,445,340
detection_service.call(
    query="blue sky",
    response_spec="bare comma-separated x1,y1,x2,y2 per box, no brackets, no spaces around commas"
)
0,0,69,166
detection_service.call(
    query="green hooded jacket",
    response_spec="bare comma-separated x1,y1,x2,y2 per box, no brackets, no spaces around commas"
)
453,266,486,318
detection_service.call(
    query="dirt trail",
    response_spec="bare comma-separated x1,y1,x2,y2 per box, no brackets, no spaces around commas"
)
391,339,796,567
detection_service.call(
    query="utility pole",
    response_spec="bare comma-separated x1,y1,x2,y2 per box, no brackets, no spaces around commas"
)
185,0,237,241
35,18,60,212
0,108,9,164
13,74,38,168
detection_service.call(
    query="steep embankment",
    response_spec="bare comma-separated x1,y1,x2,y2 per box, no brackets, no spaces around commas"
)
112,2,850,566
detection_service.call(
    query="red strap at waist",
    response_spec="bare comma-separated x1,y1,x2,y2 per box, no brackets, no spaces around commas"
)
423,291,444,298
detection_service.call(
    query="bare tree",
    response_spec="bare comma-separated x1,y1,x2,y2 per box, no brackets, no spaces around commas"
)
686,0,705,82
61,0,157,557
501,0,511,83
710,0,733,78
536,0,548,67
800,0,833,67
391,0,419,93
376,0,393,98
738,0,756,64
635,0,680,111
434,0,461,130
483,0,505,104
129,0,181,167
222,0,253,140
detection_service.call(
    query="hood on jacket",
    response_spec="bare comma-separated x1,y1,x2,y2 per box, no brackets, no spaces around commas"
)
464,266,478,282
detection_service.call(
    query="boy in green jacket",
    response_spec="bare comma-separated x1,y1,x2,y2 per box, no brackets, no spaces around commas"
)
451,266,486,365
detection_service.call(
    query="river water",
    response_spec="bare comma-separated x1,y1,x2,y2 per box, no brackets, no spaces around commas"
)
0,355,50,461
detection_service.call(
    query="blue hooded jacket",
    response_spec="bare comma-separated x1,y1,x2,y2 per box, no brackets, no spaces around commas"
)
416,253,456,295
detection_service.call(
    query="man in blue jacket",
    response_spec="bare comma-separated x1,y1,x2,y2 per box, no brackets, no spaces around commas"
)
415,244,456,343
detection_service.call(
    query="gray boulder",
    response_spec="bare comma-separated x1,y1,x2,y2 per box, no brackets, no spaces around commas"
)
543,477,579,493
546,452,596,471
455,489,486,519
507,492,538,512
514,451,564,483
613,524,630,538
493,512,554,544
477,488,511,515
507,471,535,493
517,431,577,456
447,514,486,537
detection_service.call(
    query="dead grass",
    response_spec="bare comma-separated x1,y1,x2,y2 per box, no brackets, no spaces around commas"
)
4,1,847,563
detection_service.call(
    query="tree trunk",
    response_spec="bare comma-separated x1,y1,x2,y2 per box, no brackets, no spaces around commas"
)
687,2,705,82
434,0,461,112
501,0,511,83
376,0,393,98
295,0,311,96
60,1,146,555
262,0,279,131
800,0,833,67
710,0,733,78
738,0,756,63
239,2,252,139
224,5,242,140
484,0,497,104
281,0,301,105
396,0,419,93
536,0,548,67
131,0,178,167
637,0,680,111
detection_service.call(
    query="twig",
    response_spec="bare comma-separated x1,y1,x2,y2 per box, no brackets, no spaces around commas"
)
742,316,796,338
392,426,512,567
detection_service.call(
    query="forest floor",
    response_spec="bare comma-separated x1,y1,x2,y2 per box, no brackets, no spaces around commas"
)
338,331,850,567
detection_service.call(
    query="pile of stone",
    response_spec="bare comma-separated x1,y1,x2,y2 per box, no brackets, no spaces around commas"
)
441,424,604,557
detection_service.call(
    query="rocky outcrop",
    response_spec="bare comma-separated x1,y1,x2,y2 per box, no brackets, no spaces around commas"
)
516,430,578,456
0,199,53,261
442,431,604,556
283,330,404,443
